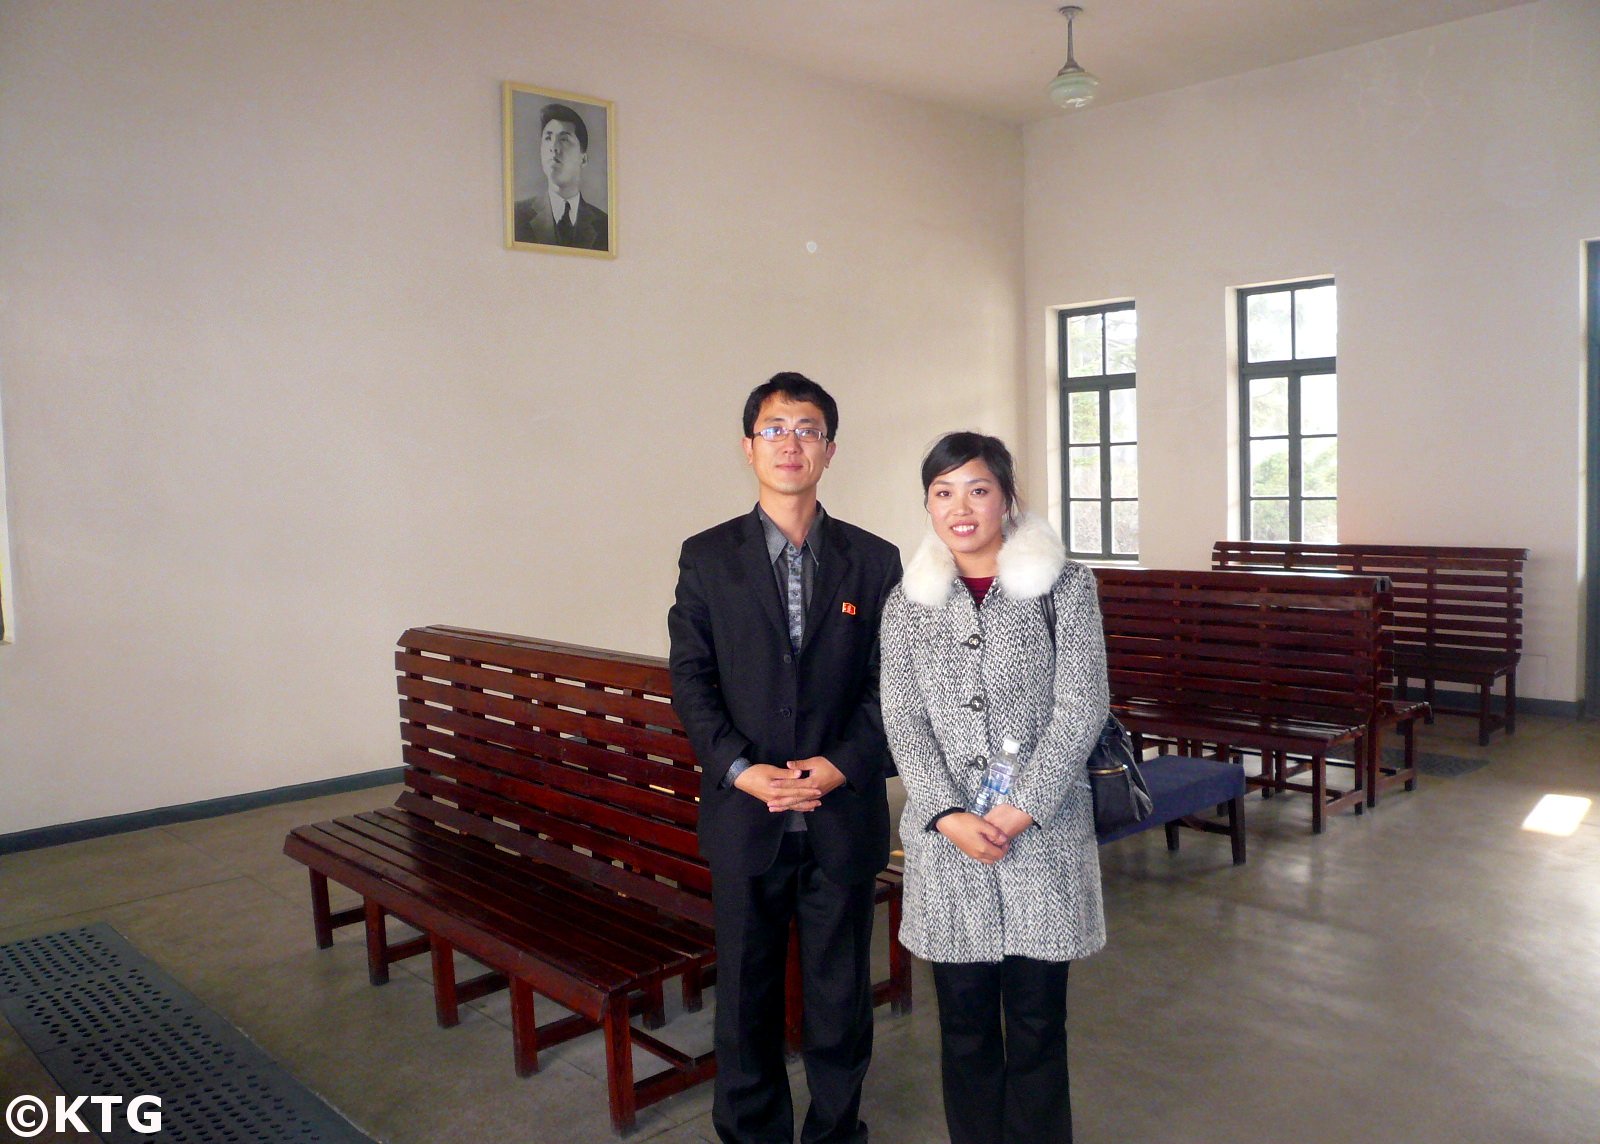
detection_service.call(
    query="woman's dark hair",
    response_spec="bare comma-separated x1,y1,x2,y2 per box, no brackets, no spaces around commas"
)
920,431,1020,518
742,372,839,441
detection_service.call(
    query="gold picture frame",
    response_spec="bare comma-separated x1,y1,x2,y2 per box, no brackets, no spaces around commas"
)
503,82,615,258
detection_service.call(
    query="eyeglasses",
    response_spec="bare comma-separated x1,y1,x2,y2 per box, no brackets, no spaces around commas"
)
751,426,828,443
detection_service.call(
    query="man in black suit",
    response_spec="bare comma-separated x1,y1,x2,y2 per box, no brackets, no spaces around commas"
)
512,102,609,250
669,373,901,1143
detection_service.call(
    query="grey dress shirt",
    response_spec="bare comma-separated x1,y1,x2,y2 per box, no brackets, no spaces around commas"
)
723,505,826,832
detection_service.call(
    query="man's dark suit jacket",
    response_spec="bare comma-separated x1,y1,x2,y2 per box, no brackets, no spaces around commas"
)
668,509,901,886
513,193,609,250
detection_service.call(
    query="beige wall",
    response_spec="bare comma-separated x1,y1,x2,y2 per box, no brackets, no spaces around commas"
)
0,1,1024,836
1024,0,1600,704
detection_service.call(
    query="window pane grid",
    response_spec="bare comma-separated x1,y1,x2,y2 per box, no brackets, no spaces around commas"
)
1238,281,1336,542
1058,302,1137,560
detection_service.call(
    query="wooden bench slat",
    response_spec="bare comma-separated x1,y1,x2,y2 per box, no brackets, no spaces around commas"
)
394,790,715,922
368,808,714,954
395,669,694,764
401,626,674,694
395,649,685,730
1214,540,1528,562
399,702,700,817
318,816,687,980
292,820,655,990
402,762,708,883
400,676,698,766
349,811,712,964
398,745,701,866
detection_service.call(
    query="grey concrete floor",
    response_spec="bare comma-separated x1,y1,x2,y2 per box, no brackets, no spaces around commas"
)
2,713,1598,1143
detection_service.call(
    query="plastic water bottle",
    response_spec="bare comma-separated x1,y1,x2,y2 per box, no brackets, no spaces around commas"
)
971,738,1022,816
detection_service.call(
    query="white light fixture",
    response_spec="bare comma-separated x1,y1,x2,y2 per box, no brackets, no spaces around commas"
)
1048,5,1099,110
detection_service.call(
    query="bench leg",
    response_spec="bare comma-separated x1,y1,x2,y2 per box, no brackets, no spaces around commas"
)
510,978,539,1077
1478,682,1493,747
1364,729,1377,810
1311,753,1326,835
431,936,459,1028
1228,797,1246,865
309,870,334,950
1163,822,1181,852
642,979,666,1031
363,900,390,986
1403,715,1419,791
1505,670,1517,735
681,964,705,1014
602,993,638,1135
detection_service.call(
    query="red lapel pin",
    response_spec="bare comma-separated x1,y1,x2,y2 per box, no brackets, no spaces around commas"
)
841,602,857,615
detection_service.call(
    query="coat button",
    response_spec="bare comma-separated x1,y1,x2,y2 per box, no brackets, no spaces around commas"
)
778,707,793,718
972,754,986,769
782,653,792,664
964,695,986,712
964,634,982,649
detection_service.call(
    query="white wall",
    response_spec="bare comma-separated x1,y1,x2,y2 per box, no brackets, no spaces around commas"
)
0,0,1024,836
1023,0,1600,704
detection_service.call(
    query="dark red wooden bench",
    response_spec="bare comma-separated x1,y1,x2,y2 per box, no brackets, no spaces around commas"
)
1095,569,1394,833
283,625,908,1134
1213,542,1527,745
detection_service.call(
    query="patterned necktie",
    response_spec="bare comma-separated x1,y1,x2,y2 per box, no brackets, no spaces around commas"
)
557,201,574,244
784,543,804,653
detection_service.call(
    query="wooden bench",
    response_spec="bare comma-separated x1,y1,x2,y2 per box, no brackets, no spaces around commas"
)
1095,568,1392,833
1096,754,1248,864
1212,542,1527,745
283,625,908,1134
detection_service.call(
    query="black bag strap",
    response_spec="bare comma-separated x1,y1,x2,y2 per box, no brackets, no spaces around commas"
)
1042,588,1132,770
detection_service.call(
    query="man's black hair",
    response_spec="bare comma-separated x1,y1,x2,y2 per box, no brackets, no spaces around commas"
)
920,431,1020,518
742,372,839,441
540,103,588,152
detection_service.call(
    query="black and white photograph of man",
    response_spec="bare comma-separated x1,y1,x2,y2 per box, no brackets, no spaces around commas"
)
504,83,613,256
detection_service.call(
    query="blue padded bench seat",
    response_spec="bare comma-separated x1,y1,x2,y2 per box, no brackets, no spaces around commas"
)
1098,754,1247,865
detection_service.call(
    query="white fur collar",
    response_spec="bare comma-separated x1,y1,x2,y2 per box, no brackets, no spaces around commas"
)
902,513,1066,608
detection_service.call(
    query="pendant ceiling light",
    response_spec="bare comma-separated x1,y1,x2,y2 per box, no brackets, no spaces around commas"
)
1048,5,1099,110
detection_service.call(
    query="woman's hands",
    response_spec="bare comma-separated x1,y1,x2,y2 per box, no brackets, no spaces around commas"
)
936,811,1012,864
935,805,1037,864
983,804,1035,840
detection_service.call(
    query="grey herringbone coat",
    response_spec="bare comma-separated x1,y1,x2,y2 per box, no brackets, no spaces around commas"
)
880,515,1108,963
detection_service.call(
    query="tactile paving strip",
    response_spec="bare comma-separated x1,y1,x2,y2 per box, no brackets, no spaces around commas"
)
0,924,370,1143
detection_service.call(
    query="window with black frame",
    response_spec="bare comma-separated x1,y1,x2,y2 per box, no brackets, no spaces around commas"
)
1058,301,1137,560
1237,280,1337,542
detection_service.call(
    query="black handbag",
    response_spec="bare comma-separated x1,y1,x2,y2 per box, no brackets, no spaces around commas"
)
1038,593,1153,835
1086,715,1154,836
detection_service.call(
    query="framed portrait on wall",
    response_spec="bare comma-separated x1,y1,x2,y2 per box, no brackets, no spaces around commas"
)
503,82,615,258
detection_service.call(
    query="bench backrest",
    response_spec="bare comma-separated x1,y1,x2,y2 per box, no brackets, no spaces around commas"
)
1094,568,1391,727
1211,542,1527,661
394,625,713,927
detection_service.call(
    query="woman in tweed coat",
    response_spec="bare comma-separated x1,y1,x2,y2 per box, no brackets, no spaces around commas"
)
880,432,1108,1144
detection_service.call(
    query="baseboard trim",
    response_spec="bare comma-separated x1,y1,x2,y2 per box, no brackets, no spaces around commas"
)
1410,689,1581,721
0,767,406,857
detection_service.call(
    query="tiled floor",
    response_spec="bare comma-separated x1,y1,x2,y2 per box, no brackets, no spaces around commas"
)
3,713,1598,1143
